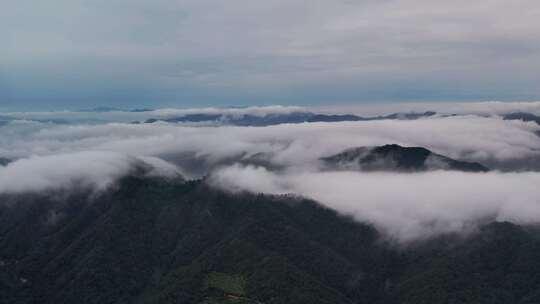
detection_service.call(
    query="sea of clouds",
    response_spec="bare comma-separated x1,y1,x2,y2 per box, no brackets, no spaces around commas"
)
1,102,540,241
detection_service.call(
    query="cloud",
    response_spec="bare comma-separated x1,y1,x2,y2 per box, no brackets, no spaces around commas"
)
0,151,181,194
312,101,540,117
209,165,540,242
0,105,306,123
0,105,539,241
1,114,539,173
3,102,540,124
2,1,540,107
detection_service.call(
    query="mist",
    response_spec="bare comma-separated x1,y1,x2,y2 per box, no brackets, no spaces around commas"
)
0,104,539,241
210,165,540,242
0,151,180,194
1,114,538,173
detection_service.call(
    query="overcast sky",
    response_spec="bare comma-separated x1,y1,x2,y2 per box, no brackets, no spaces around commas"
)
2,0,540,110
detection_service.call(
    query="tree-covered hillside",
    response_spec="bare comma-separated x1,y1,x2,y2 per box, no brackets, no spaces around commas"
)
1,177,539,304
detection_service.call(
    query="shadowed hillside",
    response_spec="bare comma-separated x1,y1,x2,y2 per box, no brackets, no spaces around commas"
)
1,177,539,303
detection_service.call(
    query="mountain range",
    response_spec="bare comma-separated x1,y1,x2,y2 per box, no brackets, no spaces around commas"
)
139,110,540,128
142,111,438,126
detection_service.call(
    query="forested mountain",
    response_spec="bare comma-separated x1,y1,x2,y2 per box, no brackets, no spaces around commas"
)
1,176,539,304
322,144,489,172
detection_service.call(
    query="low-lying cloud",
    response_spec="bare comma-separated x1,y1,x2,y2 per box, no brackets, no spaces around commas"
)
0,104,539,241
1,105,305,124
210,165,540,242
0,151,180,194
1,114,538,174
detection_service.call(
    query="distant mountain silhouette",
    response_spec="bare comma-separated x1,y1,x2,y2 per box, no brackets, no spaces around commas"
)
322,144,489,172
129,108,154,112
142,111,438,126
503,112,540,125
0,158,11,166
371,111,437,120
306,114,364,122
79,106,123,112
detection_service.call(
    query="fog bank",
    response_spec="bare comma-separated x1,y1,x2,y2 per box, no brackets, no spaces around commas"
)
210,165,540,241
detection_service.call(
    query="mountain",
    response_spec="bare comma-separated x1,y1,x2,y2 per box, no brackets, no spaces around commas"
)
162,113,223,123
370,111,437,120
79,106,123,112
142,111,438,126
146,112,315,126
0,116,15,126
503,112,540,125
1,176,540,303
322,144,489,172
0,177,393,304
130,108,154,112
0,158,11,166
386,222,540,304
306,114,364,122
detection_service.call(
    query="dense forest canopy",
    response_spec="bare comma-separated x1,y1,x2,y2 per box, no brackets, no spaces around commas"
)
2,176,540,304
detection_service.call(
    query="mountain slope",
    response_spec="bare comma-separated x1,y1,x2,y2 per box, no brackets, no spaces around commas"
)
322,144,489,172
2,177,540,303
0,177,393,304
141,111,438,126
386,223,540,304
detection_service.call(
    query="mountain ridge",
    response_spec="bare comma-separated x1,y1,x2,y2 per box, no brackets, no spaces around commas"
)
322,144,489,172
142,111,439,126
1,176,540,303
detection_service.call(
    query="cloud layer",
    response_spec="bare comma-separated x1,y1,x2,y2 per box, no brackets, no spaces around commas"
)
1,104,539,241
0,105,305,124
314,101,540,117
0,151,180,194
1,114,538,172
210,165,540,241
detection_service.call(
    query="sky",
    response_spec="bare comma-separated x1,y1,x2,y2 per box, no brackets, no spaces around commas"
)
2,0,540,110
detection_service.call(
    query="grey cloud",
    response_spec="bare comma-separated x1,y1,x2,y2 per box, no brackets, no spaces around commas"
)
2,0,540,108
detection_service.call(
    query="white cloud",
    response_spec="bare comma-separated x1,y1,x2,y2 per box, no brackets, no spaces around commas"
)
209,165,540,242
0,151,181,194
1,115,538,172
0,105,539,241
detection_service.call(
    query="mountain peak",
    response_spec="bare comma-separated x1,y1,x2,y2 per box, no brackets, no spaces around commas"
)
322,144,488,172
0,157,11,166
